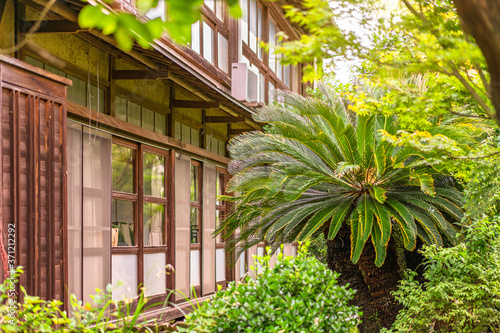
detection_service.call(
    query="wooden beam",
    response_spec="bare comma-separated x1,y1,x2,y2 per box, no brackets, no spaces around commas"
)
173,100,220,109
206,116,246,123
20,20,83,33
112,70,170,80
230,129,252,135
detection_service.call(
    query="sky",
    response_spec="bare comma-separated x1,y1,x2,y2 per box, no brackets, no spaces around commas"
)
331,0,399,83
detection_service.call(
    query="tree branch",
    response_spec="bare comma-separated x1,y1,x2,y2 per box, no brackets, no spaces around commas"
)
401,0,428,22
450,111,489,119
450,67,494,120
450,150,500,160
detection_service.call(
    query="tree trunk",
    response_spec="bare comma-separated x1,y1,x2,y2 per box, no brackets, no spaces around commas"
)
453,0,500,125
326,226,380,332
326,226,404,332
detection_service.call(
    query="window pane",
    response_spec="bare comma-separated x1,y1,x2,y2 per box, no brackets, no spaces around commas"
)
241,0,248,44
191,128,200,147
284,65,291,88
218,33,228,73
146,0,165,20
190,207,200,243
144,203,165,246
203,22,214,64
45,64,66,77
215,210,222,243
155,113,167,135
112,200,135,246
144,152,165,197
258,7,263,59
205,0,215,11
218,139,225,156
216,0,224,21
144,253,166,296
239,252,246,278
128,102,141,127
269,81,275,103
112,254,138,300
90,84,105,113
190,249,201,287
259,73,265,103
68,75,87,106
112,144,135,193
174,121,182,140
190,165,199,201
25,55,44,69
216,173,221,205
182,123,190,143
216,248,226,282
115,96,127,121
191,21,200,54
142,107,155,132
249,0,257,52
269,21,276,72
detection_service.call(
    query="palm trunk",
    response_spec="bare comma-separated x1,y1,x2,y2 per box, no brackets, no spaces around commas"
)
326,225,404,332
326,226,380,332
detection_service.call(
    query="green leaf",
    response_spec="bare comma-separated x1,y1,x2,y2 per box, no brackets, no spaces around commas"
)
351,195,373,264
78,5,105,29
417,173,435,196
298,205,338,241
370,185,386,203
328,201,353,240
114,27,133,51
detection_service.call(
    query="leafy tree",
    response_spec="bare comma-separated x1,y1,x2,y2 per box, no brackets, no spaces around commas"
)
218,84,465,331
78,0,241,50
384,216,500,333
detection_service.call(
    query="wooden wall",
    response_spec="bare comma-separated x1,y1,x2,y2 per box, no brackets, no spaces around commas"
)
0,55,70,301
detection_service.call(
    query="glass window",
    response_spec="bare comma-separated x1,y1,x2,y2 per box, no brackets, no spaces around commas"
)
203,22,214,64
269,20,276,72
191,21,201,54
112,144,135,193
142,107,155,132
269,81,276,103
143,152,165,197
89,84,105,113
249,0,257,52
111,142,169,300
112,200,135,246
143,203,165,246
258,7,263,59
128,102,141,127
146,0,166,20
115,96,127,121
155,113,167,135
215,0,224,21
191,165,199,202
190,207,200,243
284,65,291,88
218,33,229,73
205,0,215,11
241,0,248,44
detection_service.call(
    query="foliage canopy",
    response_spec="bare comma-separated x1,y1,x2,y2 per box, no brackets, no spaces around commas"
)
219,85,465,267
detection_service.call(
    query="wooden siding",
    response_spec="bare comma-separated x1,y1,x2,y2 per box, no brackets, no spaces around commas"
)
0,55,69,302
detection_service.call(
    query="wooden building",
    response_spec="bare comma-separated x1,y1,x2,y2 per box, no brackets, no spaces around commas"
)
0,0,303,319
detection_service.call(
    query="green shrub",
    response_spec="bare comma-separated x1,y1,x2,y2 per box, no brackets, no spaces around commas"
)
384,217,500,333
177,246,361,332
0,268,168,332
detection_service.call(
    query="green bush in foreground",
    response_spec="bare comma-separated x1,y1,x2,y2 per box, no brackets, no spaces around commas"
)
177,246,361,333
0,268,168,332
384,217,500,333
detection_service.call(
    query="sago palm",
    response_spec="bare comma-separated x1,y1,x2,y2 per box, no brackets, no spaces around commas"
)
219,84,465,332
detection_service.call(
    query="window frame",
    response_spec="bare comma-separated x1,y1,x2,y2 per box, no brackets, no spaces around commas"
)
190,160,203,296
111,138,171,299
